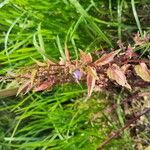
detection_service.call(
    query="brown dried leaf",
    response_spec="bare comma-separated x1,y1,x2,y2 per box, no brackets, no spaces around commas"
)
31,69,37,86
107,64,131,89
33,81,53,92
24,83,33,95
86,66,99,97
17,81,31,96
145,146,150,150
121,64,130,73
87,74,96,97
94,50,120,66
135,62,150,82
126,45,135,59
87,66,98,80
80,50,92,64
133,32,144,46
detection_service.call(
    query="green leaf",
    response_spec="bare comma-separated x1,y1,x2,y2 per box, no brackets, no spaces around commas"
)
69,0,112,46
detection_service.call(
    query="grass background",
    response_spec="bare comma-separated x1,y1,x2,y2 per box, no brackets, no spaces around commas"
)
0,0,150,149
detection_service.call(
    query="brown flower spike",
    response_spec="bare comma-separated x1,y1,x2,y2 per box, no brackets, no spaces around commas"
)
0,34,150,97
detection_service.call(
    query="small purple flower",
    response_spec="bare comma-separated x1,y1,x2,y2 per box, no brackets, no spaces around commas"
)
73,69,82,80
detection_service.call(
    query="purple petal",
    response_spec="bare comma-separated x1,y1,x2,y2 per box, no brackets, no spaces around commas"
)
73,70,82,80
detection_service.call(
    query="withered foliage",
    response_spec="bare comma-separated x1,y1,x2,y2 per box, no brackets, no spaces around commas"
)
1,33,149,97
